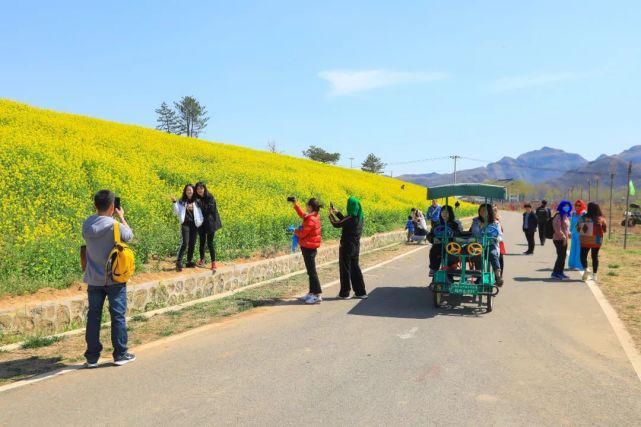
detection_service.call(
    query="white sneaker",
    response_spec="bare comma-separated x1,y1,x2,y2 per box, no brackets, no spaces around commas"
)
582,270,590,281
305,294,322,304
299,293,312,301
592,273,598,283
353,294,368,300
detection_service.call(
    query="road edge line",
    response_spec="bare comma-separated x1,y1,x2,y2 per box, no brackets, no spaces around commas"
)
585,276,641,383
0,244,428,393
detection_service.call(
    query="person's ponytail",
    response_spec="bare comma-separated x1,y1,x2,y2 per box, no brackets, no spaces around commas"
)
307,198,322,213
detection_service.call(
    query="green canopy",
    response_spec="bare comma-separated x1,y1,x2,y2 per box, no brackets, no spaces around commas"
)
426,183,507,200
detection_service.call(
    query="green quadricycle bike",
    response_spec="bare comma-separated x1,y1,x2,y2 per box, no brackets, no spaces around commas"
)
426,183,507,313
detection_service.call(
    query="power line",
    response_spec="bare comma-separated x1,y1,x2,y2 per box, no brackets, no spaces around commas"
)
387,156,449,166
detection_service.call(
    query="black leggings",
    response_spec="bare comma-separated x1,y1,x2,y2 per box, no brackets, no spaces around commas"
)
301,247,322,294
198,229,216,262
177,222,197,264
580,247,600,273
553,240,567,275
338,245,366,297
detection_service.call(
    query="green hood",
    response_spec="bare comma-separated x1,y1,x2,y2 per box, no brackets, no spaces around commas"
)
347,196,364,222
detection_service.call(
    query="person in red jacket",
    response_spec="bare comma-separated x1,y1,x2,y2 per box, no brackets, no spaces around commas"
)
290,197,323,304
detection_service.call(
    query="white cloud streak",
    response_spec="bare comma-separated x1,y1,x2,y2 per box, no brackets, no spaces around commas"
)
491,71,596,92
318,69,448,96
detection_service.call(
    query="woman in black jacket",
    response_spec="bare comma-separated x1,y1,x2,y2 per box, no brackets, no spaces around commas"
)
428,205,462,276
195,182,222,272
329,196,367,299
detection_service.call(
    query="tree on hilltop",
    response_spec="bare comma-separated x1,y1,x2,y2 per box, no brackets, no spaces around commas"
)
302,145,341,164
267,140,282,154
155,102,180,134
174,96,210,138
361,153,386,174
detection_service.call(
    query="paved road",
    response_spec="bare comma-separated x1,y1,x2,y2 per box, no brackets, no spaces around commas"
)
1,212,640,426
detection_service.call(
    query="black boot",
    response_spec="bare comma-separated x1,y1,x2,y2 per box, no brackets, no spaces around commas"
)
176,261,183,272
495,269,504,287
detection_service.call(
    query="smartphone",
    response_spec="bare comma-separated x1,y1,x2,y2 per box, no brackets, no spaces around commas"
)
287,196,296,203
330,202,334,210
114,197,121,210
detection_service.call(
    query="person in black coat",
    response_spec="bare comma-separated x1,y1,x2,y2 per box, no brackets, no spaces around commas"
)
195,182,222,271
522,203,538,255
329,196,367,299
428,205,462,276
535,200,551,246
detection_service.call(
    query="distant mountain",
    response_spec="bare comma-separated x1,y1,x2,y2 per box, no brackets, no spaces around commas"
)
399,147,588,186
555,145,641,188
399,167,489,187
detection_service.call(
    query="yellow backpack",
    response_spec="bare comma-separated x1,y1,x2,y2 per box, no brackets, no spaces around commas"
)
106,222,135,284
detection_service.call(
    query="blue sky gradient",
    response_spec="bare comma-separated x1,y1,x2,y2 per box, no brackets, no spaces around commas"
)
1,1,640,175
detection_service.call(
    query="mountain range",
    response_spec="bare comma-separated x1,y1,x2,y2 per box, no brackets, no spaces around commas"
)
399,146,641,189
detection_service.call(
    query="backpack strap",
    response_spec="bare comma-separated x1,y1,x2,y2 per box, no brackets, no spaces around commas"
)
114,221,121,245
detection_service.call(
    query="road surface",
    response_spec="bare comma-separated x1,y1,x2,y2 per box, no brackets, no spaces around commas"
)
1,212,640,426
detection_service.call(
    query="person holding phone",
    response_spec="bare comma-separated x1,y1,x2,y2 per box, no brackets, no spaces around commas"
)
195,182,222,272
329,196,367,299
172,184,203,271
82,190,135,367
289,196,323,304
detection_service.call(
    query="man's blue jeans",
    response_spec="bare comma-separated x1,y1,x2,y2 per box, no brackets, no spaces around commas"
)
85,284,128,363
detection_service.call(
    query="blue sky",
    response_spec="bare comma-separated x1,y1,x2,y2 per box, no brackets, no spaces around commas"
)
1,1,640,175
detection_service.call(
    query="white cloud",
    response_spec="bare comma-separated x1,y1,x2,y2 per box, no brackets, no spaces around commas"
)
318,69,448,96
491,71,594,92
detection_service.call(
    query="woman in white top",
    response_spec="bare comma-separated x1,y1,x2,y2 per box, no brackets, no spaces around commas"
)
172,184,203,271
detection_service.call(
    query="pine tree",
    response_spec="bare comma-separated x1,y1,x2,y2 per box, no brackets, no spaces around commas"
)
154,102,179,134
361,153,386,174
174,96,210,138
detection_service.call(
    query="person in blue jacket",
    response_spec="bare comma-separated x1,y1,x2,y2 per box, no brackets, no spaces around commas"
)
568,199,587,270
426,200,441,230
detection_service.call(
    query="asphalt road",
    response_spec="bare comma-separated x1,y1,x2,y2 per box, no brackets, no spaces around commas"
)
1,212,640,426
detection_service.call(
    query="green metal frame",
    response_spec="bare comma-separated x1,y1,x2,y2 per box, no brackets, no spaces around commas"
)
428,184,507,311
426,183,508,201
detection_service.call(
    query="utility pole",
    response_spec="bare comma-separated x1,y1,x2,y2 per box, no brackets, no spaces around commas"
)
609,173,614,239
349,157,354,169
624,161,632,249
450,155,461,184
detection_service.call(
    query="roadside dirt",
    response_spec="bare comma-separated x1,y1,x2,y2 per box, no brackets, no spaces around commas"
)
0,242,422,385
0,235,350,311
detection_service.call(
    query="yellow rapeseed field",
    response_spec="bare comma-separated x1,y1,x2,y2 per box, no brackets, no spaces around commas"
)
0,100,473,296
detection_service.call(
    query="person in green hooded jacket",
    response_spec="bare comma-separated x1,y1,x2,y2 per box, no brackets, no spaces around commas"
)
329,196,367,299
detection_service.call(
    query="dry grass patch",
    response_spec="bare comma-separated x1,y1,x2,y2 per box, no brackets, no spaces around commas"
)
598,231,641,350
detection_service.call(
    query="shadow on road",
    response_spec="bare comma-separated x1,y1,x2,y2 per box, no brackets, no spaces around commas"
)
347,287,491,319
0,356,67,382
513,276,584,284
348,287,438,319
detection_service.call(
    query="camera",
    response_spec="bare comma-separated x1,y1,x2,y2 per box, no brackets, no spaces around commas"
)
287,196,296,203
114,197,121,210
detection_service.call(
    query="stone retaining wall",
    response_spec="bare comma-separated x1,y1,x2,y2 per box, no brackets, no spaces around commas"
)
0,230,406,336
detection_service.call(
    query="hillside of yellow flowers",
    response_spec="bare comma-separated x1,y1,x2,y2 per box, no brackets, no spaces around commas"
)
0,100,473,296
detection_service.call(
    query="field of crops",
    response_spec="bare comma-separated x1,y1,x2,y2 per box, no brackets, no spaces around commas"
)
0,100,475,296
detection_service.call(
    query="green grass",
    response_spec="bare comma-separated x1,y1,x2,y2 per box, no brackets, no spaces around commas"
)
158,328,174,337
131,314,148,322
21,336,62,349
